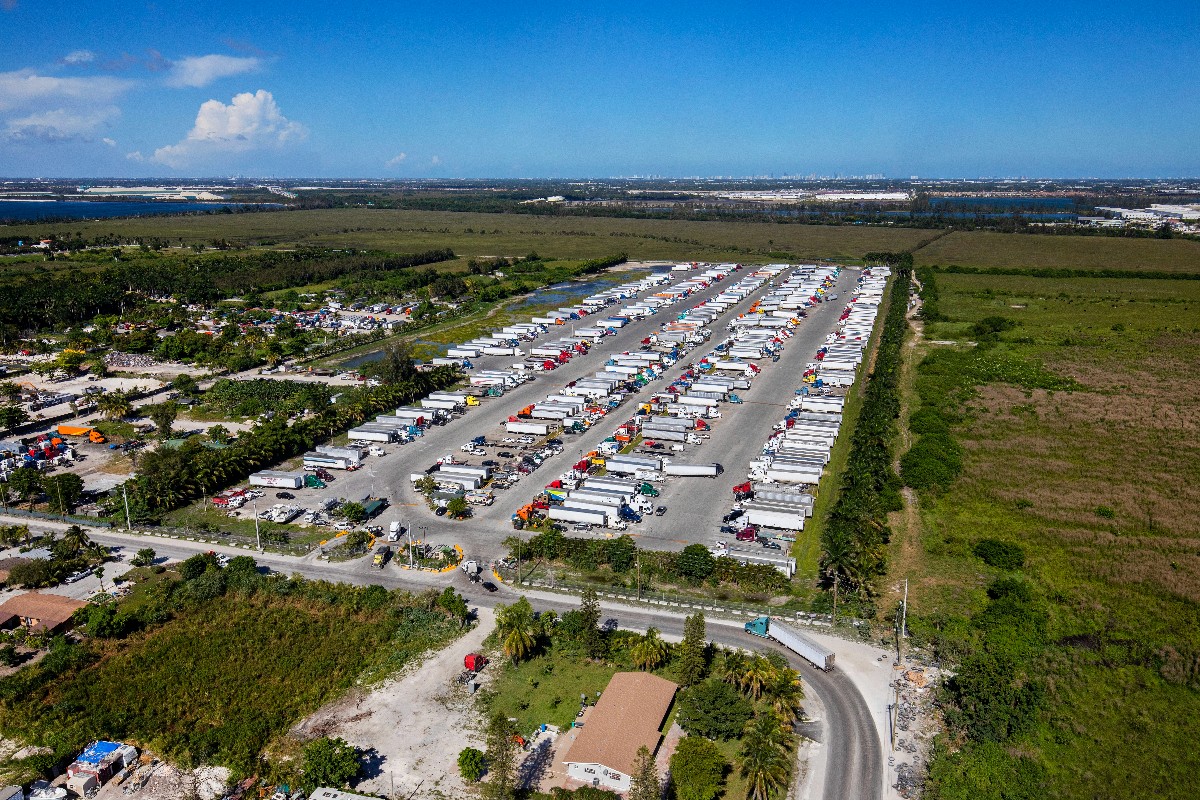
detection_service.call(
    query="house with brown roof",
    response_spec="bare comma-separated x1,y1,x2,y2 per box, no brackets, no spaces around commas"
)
0,591,87,633
561,671,678,793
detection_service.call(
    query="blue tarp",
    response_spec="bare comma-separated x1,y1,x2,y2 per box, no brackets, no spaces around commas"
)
78,741,120,764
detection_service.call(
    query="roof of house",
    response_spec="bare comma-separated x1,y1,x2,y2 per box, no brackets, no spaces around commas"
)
0,591,87,631
561,671,678,777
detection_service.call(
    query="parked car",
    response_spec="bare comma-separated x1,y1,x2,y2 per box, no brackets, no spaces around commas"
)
758,537,782,550
275,491,295,500
498,451,514,458
481,581,498,592
654,506,667,516
482,459,499,467
434,506,447,516
722,509,745,523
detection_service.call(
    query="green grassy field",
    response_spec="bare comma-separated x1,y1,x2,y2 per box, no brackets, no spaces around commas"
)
2,207,934,262
0,584,463,778
895,271,1200,800
913,230,1200,273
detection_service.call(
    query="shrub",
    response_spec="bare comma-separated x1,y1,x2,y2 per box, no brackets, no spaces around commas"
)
670,736,727,800
900,433,963,493
973,539,1025,571
676,679,753,740
676,544,716,580
457,747,486,782
1095,505,1116,519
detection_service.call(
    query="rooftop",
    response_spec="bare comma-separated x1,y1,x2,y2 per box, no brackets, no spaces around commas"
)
561,671,678,777
0,591,87,631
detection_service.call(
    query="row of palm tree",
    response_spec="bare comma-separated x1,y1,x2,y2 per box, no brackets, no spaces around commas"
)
720,651,804,728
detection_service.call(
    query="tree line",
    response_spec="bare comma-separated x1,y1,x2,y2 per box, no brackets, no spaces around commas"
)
0,247,454,336
113,365,460,521
818,252,912,614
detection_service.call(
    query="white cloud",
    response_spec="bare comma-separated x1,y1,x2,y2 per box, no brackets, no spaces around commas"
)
0,68,133,112
152,89,306,168
430,155,441,166
166,55,260,88
385,152,407,167
126,150,144,162
102,137,116,147
62,50,95,65
4,106,119,142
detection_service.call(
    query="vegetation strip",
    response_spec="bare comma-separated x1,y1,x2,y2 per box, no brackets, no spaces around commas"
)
817,253,911,614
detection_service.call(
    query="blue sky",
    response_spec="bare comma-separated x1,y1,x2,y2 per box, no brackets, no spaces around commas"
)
1,1,1197,178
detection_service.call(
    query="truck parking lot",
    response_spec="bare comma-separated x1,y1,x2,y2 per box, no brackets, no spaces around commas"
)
140,261,881,573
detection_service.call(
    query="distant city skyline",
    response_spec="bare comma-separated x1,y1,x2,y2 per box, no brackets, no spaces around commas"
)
1,1,1198,179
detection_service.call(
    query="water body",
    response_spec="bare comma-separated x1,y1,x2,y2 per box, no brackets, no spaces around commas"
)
930,195,1076,210
0,199,280,222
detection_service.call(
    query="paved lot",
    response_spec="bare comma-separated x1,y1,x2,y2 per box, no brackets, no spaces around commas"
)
274,266,791,558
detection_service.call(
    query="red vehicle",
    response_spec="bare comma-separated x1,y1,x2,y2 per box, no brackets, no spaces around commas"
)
735,525,758,542
464,653,489,672
732,482,753,501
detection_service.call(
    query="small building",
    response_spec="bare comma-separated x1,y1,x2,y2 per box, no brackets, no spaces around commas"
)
561,671,678,793
309,790,378,800
0,592,88,633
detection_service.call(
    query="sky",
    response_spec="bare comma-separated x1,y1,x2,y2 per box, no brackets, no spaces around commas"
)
1,1,1198,179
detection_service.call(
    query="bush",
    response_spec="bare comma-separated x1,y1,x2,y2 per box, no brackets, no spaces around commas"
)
900,433,963,493
676,544,716,580
676,679,753,740
6,558,60,589
973,539,1025,571
670,735,727,800
457,747,486,782
301,736,360,791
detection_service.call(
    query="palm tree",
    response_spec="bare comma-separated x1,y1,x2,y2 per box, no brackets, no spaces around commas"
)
721,649,749,689
96,389,134,420
765,669,805,727
496,598,537,664
503,626,535,664
740,713,794,800
741,655,776,701
59,525,93,559
631,627,670,671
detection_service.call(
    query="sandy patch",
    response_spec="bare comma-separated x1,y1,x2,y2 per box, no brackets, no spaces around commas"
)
292,606,496,800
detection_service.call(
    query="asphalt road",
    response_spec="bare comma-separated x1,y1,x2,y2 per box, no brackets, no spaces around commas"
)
1,519,880,800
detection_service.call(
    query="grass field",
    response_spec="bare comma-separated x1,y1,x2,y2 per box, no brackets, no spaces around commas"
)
913,230,1200,273
895,271,1200,799
0,581,462,778
2,207,935,262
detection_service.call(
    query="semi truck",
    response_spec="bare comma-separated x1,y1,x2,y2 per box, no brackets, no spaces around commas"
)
664,462,722,477
248,470,305,490
505,421,555,436
743,507,807,531
548,505,609,527
745,616,835,671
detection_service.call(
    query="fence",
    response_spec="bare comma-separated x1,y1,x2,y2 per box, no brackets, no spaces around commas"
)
497,566,875,642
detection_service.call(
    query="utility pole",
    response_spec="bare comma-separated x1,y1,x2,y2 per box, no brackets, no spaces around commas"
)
636,553,642,600
253,496,262,552
901,578,909,640
121,484,132,531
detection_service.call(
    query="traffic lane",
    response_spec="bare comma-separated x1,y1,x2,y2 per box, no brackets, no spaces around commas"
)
624,269,859,552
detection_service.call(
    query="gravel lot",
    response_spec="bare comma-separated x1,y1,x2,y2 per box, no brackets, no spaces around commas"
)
292,607,496,800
